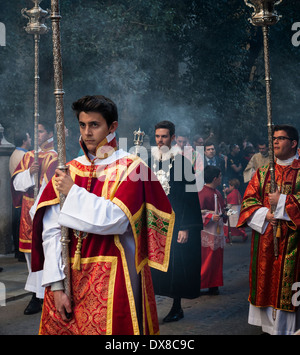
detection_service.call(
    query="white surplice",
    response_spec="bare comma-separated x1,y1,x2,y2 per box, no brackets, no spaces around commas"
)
13,162,45,298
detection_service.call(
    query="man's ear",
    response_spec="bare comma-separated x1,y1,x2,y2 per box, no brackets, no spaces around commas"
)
109,121,118,133
291,140,298,151
171,134,176,142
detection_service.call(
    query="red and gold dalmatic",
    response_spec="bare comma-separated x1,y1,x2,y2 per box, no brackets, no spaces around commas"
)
11,140,58,253
237,160,300,312
32,138,174,335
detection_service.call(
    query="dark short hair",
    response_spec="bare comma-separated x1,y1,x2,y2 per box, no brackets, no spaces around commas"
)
155,121,175,137
204,141,215,150
176,126,190,138
204,165,221,184
72,95,118,127
229,178,240,189
273,124,299,146
15,132,29,147
39,119,54,134
257,141,268,147
193,134,203,142
229,144,239,152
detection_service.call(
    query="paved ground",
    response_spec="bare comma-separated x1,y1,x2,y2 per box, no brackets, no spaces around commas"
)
157,232,261,335
0,230,261,335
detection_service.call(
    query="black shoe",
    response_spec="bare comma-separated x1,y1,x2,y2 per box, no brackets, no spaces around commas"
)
18,253,26,262
163,308,184,323
208,287,219,295
24,295,42,315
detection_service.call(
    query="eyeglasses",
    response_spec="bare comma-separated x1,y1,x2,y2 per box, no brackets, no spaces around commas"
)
272,136,293,142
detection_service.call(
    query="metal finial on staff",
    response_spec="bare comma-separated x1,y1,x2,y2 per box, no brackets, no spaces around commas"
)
50,0,71,300
244,0,283,259
22,0,49,200
133,127,145,156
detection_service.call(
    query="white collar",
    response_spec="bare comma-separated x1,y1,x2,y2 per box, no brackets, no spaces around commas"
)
38,137,54,152
76,149,129,166
276,153,298,166
151,145,181,161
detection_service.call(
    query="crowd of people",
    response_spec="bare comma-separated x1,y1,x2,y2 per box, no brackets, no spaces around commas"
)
185,130,270,197
6,95,300,336
171,129,268,301
172,123,300,335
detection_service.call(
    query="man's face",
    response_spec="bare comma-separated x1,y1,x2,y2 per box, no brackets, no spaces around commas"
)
205,145,216,159
79,111,118,155
24,133,32,150
214,173,222,187
38,124,53,147
258,144,268,156
232,145,240,155
175,135,188,150
273,130,297,160
155,128,174,149
194,137,204,146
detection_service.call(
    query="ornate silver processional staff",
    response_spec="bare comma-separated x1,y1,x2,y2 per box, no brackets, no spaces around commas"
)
22,0,49,200
133,127,145,156
50,0,71,299
244,0,283,259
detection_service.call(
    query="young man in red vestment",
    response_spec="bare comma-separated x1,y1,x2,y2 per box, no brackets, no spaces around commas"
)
31,95,174,335
198,165,226,295
237,124,300,335
223,178,247,243
11,121,57,315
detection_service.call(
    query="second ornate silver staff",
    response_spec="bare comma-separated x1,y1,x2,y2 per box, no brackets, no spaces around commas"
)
50,0,71,300
244,0,283,259
22,0,49,200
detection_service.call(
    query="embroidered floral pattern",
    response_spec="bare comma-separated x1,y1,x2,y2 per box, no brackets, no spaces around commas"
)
40,258,116,335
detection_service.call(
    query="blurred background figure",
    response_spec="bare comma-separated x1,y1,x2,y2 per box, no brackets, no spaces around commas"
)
9,131,32,261
223,178,247,243
243,141,269,184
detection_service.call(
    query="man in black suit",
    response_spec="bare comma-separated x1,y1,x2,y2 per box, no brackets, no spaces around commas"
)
203,141,226,187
